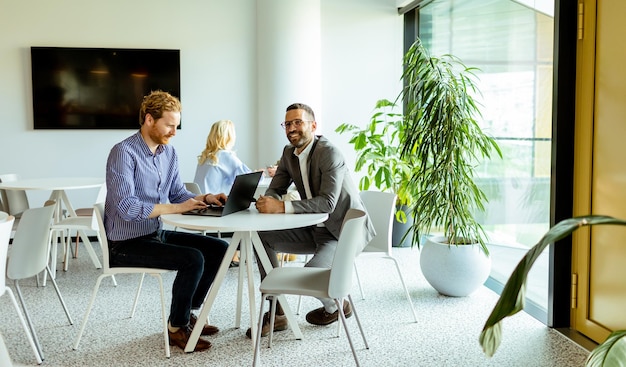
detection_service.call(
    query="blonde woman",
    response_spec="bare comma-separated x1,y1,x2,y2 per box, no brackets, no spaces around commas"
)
193,120,251,194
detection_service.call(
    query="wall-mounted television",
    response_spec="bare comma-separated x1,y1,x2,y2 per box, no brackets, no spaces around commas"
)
31,46,181,129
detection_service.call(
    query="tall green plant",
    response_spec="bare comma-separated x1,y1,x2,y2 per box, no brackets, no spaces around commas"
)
479,215,626,366
400,38,502,253
336,99,416,222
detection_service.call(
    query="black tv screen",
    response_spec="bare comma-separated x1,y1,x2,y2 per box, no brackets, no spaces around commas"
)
31,46,181,129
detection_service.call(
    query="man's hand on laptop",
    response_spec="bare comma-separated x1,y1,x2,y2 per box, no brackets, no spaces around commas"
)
203,193,227,207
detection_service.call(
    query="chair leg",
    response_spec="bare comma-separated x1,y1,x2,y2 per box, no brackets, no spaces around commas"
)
354,262,365,300
44,229,61,287
253,294,269,367
296,293,303,315
45,266,73,324
63,231,71,272
13,280,44,361
388,256,418,322
74,232,79,258
153,274,171,358
268,296,278,348
73,274,106,350
335,297,362,367
130,273,146,318
4,287,42,364
347,294,369,349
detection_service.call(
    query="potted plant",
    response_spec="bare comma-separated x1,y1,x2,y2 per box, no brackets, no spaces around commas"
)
479,215,626,366
399,38,502,296
336,99,418,247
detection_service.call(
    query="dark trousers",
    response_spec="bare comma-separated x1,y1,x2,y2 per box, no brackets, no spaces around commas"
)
109,230,228,327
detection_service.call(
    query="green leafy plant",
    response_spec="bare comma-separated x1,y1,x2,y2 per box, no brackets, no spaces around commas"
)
336,99,417,223
399,38,502,253
586,330,626,366
479,215,626,366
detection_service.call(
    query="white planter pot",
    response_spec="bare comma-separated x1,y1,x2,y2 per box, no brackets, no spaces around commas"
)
419,236,491,297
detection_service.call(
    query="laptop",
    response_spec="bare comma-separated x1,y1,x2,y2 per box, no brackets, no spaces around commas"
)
183,171,263,217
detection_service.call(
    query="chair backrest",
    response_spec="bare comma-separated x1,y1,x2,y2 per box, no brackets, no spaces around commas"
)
6,205,56,280
359,191,397,254
0,174,30,217
93,202,111,270
75,184,107,217
185,182,202,195
328,209,367,298
95,184,107,203
0,216,16,296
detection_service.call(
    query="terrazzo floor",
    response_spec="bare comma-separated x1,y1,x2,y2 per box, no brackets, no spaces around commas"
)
1,240,590,366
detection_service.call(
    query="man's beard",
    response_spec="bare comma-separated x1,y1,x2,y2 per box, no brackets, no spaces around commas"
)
150,126,171,145
289,132,308,148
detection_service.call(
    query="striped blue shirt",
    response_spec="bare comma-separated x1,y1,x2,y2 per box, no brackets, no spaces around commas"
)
104,132,195,241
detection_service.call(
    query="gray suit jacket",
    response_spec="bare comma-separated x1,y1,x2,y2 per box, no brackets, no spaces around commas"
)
265,135,375,246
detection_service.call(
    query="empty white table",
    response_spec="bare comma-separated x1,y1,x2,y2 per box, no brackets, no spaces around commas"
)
0,177,104,269
161,207,328,352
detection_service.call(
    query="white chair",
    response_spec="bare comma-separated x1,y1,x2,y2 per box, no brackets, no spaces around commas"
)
48,185,105,274
1,216,42,365
253,209,369,367
184,182,202,195
0,174,66,237
0,174,30,235
73,203,171,358
354,191,418,322
0,193,7,213
69,183,107,258
6,205,73,361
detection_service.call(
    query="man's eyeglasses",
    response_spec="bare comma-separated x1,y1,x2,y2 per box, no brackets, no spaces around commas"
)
280,119,312,129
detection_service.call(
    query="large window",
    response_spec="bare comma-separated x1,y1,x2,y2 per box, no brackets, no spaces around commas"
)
407,0,554,321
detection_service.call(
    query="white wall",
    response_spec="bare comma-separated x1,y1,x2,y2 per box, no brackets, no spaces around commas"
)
0,0,402,208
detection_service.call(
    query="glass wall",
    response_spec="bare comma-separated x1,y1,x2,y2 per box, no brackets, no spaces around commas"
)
412,0,554,321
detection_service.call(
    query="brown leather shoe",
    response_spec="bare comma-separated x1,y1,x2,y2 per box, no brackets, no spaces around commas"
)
168,325,212,352
190,314,220,336
245,311,288,339
305,300,352,326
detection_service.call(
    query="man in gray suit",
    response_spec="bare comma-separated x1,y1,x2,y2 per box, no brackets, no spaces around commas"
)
248,103,375,338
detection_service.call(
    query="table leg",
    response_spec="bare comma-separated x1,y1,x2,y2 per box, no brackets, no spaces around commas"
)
45,191,65,286
184,232,243,353
243,233,258,342
235,237,245,328
59,190,77,216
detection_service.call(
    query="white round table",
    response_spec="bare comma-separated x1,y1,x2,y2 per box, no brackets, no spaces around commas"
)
0,177,103,215
162,207,328,352
0,177,104,269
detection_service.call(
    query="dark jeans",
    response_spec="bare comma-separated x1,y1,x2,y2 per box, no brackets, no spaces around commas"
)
108,229,228,327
